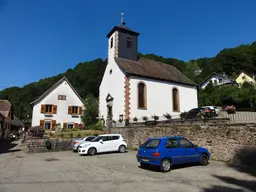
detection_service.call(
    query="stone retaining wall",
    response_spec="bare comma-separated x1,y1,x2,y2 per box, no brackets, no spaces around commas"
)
26,138,72,153
111,122,256,163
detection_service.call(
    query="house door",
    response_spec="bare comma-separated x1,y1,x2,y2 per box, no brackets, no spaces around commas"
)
44,120,51,129
105,93,114,121
107,105,113,120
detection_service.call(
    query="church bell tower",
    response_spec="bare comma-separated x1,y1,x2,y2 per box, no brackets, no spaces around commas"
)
106,13,140,61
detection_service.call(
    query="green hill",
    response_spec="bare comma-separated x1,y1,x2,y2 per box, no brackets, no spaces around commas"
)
1,41,256,120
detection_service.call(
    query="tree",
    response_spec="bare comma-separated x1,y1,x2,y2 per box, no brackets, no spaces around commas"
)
81,94,99,127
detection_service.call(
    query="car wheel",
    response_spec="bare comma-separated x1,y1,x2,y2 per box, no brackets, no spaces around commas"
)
118,145,126,153
88,147,97,156
140,162,150,168
200,154,209,166
160,159,171,172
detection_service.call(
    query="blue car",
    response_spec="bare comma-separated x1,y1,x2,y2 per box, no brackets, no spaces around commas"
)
136,136,210,172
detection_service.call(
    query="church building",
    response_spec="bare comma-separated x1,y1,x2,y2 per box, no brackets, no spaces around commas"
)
99,21,198,123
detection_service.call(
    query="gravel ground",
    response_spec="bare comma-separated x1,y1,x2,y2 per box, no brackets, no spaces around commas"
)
0,141,255,192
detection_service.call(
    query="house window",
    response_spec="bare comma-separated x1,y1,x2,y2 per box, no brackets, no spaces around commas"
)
44,120,51,129
110,37,113,48
45,105,53,113
58,95,66,100
172,88,180,112
242,75,246,79
138,82,146,109
213,80,217,85
219,79,222,83
67,123,74,129
72,106,79,114
126,37,131,48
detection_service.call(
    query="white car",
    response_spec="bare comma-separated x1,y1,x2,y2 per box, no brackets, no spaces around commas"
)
78,134,127,156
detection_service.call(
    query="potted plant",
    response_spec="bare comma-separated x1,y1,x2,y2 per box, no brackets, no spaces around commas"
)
142,116,148,121
163,113,172,120
133,117,138,122
152,115,159,121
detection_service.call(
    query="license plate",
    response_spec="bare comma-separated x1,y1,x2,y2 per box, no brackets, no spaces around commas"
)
141,158,149,162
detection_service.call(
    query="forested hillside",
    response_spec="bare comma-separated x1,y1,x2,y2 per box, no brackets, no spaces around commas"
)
1,41,256,120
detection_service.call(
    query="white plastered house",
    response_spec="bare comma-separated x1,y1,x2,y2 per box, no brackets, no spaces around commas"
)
30,77,84,129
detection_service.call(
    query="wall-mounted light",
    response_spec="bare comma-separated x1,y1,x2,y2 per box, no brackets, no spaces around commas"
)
119,114,123,122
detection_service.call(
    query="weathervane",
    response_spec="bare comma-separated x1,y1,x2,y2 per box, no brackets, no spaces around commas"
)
121,12,124,25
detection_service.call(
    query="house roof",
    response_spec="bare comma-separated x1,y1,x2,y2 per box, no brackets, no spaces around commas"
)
0,100,11,118
106,22,140,38
30,76,84,105
199,72,234,87
115,57,196,86
237,70,255,79
11,115,24,127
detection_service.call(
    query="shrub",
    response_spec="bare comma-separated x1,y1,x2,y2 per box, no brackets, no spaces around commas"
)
76,133,82,138
163,113,172,119
180,112,188,119
27,126,45,138
68,132,73,138
59,133,64,138
227,108,236,114
87,121,103,130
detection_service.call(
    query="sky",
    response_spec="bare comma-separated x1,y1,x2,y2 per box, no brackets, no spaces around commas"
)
0,0,256,89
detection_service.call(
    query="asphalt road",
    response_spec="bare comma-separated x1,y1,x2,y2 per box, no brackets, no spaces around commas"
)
0,141,255,192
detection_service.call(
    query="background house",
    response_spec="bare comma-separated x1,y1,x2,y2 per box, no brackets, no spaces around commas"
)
30,77,84,129
199,72,236,89
236,70,256,87
99,21,198,124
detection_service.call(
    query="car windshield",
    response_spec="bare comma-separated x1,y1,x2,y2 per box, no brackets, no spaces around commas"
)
140,139,161,149
91,136,103,142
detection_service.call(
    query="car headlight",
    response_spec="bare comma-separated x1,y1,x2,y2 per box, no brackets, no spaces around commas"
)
81,143,91,148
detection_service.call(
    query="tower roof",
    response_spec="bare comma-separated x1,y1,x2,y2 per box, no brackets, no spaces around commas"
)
106,22,140,38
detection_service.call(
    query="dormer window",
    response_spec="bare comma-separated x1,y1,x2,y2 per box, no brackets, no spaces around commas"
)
110,37,113,48
126,37,131,48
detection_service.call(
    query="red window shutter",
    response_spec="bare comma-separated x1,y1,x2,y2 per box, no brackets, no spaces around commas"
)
63,123,67,129
68,106,72,114
79,107,83,115
40,120,44,127
52,120,56,129
53,105,57,114
74,123,78,128
40,105,45,113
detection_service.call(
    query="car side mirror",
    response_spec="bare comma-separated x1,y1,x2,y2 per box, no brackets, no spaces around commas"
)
194,144,198,148
99,139,103,143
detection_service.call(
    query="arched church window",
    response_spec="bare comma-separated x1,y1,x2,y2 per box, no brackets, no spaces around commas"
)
126,37,132,48
110,37,113,48
172,88,180,111
138,82,147,109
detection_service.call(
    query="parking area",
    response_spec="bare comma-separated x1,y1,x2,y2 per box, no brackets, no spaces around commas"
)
0,143,255,192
